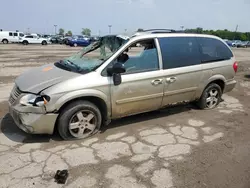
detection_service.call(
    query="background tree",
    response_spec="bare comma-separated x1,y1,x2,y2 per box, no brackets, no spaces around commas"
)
184,28,250,41
81,28,91,36
137,28,144,32
59,28,64,35
66,30,72,36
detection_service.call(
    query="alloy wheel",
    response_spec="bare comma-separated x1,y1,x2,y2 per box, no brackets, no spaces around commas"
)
206,88,219,109
68,110,97,138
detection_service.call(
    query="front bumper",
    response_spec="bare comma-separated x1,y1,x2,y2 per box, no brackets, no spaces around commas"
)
9,105,58,135
224,79,237,93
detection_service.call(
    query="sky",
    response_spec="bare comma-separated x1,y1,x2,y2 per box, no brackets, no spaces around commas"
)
0,0,250,35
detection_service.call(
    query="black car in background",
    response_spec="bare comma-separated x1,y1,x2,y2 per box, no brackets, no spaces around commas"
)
62,36,72,45
50,35,64,44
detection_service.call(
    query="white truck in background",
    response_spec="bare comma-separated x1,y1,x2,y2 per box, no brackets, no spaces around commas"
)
0,30,24,44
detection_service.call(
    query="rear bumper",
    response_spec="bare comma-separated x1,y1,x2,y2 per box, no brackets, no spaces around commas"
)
224,79,237,93
9,105,58,135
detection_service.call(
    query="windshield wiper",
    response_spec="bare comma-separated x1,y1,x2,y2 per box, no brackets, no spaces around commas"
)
62,59,82,72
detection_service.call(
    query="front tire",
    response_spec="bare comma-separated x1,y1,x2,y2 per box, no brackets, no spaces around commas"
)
197,83,222,110
57,100,102,140
42,41,47,45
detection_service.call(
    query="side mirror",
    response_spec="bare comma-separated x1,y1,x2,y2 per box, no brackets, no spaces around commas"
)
107,62,126,75
107,62,126,86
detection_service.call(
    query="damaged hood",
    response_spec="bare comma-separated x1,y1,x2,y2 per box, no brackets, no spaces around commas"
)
15,63,79,94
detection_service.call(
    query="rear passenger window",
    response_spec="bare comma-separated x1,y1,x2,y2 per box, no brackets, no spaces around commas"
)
9,32,13,36
197,37,233,63
158,37,201,69
14,33,18,36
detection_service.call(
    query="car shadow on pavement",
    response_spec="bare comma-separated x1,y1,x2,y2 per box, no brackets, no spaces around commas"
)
100,103,195,133
0,113,62,143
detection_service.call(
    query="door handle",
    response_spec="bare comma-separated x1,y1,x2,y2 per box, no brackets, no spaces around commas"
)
166,77,177,83
151,79,163,85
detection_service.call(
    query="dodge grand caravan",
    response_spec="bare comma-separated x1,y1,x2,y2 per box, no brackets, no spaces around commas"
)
8,30,238,140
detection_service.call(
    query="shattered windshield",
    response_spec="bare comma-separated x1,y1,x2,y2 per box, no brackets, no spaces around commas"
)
60,35,129,73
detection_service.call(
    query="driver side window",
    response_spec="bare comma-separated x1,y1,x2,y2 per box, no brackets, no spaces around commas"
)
116,39,159,75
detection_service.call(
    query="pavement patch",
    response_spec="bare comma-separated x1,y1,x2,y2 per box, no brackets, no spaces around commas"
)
132,141,157,154
92,142,132,160
151,168,173,188
106,132,127,140
158,144,191,158
61,147,98,166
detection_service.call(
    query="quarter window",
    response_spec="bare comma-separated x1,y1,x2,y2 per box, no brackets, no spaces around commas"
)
9,32,13,36
197,37,233,63
158,37,201,69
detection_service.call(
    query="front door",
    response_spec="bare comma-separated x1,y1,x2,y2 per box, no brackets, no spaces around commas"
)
109,38,164,118
157,36,203,106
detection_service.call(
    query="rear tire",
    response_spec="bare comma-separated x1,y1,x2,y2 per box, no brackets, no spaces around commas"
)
197,83,222,110
57,100,102,140
2,39,8,44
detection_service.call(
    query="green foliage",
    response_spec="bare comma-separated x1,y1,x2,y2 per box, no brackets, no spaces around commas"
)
59,28,64,35
66,30,72,36
137,28,144,32
81,28,91,36
185,27,250,41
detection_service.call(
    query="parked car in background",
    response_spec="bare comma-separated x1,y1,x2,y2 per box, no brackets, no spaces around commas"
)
68,35,91,47
19,35,50,45
50,35,64,44
232,40,241,47
236,41,249,48
224,39,233,47
90,36,100,43
247,41,250,48
0,30,24,44
62,36,72,45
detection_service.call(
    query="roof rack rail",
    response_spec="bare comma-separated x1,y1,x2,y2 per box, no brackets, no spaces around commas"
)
141,29,176,33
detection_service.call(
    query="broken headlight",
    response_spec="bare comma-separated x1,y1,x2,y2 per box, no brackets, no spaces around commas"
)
20,94,50,107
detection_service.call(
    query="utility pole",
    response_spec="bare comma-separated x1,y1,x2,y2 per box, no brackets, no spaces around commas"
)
124,29,127,34
54,25,57,35
233,25,238,40
108,25,112,34
180,26,184,32
98,30,101,36
27,28,30,34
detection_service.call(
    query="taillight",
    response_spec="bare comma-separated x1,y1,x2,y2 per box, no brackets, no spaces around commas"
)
233,61,238,73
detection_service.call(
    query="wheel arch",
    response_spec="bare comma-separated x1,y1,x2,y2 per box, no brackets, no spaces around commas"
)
54,89,111,124
57,96,108,121
196,75,226,99
2,38,8,43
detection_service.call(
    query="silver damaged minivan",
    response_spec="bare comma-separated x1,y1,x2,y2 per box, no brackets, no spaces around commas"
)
8,31,238,140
